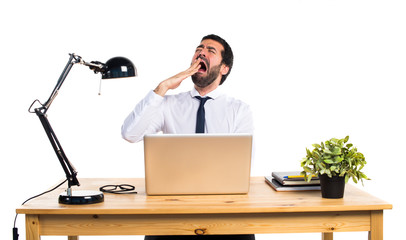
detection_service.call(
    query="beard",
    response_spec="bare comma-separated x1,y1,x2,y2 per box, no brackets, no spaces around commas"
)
191,63,222,88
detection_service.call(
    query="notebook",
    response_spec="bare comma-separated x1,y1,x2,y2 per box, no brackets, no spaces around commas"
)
144,133,253,195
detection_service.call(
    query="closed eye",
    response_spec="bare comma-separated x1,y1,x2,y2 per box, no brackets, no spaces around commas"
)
207,46,217,54
195,45,217,54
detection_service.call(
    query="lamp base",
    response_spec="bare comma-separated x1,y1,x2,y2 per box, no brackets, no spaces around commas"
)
59,190,104,204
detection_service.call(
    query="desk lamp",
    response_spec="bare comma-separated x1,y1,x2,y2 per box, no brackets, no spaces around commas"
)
28,53,136,204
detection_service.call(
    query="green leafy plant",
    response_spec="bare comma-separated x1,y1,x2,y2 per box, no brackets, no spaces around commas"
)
301,136,370,185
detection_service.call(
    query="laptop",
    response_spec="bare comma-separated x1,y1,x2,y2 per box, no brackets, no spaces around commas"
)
144,133,253,195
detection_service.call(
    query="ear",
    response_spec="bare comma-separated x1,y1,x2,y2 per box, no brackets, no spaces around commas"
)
220,64,230,76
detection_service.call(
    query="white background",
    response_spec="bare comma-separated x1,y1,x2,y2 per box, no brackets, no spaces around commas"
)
1,0,405,239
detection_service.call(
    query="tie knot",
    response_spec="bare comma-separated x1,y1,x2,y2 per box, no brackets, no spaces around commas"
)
195,96,211,105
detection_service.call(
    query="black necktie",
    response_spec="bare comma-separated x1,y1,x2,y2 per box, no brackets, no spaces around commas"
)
195,96,211,133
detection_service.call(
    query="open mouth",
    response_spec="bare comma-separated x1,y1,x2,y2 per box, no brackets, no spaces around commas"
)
196,56,209,73
198,61,207,73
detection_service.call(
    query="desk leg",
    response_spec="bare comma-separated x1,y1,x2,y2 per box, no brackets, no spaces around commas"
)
369,210,383,240
322,232,333,240
68,236,79,240
26,215,40,240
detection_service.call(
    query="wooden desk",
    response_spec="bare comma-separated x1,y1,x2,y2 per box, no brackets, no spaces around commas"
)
16,177,392,240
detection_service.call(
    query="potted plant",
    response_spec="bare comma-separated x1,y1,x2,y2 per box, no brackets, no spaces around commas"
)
300,136,370,198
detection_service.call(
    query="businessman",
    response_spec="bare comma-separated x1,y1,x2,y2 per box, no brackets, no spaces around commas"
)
122,34,254,240
122,34,253,140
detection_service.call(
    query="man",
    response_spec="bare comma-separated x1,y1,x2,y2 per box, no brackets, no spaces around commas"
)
122,34,253,141
121,34,254,240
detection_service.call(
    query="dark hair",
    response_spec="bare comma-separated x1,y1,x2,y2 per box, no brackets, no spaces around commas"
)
201,34,233,85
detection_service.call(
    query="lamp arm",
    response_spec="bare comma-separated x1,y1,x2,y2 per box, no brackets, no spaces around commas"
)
29,53,83,193
42,54,80,112
35,109,80,189
40,55,105,112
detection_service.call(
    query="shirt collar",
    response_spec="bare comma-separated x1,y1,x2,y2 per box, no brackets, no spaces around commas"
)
190,87,221,100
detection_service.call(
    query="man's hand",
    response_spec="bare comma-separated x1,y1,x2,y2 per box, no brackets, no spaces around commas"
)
154,58,201,96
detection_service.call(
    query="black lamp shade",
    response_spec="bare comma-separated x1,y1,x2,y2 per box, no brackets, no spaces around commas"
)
102,57,137,79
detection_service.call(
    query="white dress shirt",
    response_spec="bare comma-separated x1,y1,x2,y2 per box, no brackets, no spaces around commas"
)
121,88,254,143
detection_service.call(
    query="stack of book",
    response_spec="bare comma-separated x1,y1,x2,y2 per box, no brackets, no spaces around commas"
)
265,171,321,191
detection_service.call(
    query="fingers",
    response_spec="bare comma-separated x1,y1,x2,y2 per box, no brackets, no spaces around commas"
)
188,58,201,75
174,58,201,80
154,59,202,96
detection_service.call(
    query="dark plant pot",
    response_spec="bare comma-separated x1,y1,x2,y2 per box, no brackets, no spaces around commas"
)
319,174,345,199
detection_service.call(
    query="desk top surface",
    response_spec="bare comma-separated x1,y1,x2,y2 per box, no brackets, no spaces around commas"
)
16,177,392,215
